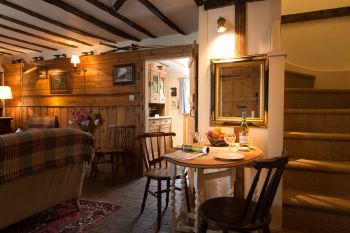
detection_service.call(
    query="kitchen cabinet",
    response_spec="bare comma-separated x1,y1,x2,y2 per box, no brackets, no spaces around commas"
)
149,64,166,104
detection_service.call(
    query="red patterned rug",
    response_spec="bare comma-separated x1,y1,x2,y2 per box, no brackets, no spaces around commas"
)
2,200,122,233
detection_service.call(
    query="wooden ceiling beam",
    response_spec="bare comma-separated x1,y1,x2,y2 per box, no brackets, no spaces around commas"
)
86,0,156,38
194,0,203,7
0,40,42,52
42,0,140,41
282,7,350,24
203,0,264,11
0,45,26,54
0,0,115,44
0,14,92,46
137,0,186,35
0,34,57,51
112,0,128,12
0,24,77,48
0,51,13,56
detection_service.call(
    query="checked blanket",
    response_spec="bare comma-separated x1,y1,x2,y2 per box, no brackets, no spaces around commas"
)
0,128,95,185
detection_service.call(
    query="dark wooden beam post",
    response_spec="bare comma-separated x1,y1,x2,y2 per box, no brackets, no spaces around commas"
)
86,0,156,38
0,34,57,51
137,0,186,35
0,51,13,56
0,40,42,52
235,1,247,57
0,24,77,48
42,0,140,41
0,14,92,46
0,0,116,43
282,6,350,24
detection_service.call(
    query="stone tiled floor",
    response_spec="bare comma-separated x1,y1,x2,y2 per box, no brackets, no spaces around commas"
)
81,173,297,233
81,174,174,233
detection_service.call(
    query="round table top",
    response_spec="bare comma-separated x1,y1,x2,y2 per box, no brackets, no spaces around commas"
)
165,146,263,169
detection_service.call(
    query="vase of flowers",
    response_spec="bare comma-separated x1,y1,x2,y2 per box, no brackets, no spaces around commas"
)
68,108,101,132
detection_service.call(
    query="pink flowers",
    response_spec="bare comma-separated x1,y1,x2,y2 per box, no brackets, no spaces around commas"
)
69,108,101,132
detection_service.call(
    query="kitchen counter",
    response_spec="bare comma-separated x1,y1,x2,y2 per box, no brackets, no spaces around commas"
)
149,116,173,120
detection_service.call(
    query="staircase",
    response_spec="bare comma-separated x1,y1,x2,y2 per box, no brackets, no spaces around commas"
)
282,71,350,233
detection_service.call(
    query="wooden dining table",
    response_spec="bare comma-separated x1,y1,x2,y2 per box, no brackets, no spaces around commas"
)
165,145,263,233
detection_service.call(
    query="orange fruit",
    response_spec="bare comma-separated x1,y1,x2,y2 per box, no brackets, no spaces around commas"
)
214,127,222,134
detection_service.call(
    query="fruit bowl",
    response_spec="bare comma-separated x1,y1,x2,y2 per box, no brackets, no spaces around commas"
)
207,136,227,147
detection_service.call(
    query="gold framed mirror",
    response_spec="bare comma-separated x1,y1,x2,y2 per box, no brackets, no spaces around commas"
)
210,55,268,126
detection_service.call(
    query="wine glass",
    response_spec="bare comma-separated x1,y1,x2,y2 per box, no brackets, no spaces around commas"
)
193,132,200,144
224,130,237,154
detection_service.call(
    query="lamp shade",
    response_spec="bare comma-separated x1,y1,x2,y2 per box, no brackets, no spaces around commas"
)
70,55,80,65
0,86,13,99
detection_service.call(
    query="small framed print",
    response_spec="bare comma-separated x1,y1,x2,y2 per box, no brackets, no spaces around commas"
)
37,66,47,79
49,72,71,94
113,63,135,85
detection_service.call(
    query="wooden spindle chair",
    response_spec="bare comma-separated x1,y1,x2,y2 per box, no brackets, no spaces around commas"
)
137,132,190,230
199,155,289,233
91,125,136,180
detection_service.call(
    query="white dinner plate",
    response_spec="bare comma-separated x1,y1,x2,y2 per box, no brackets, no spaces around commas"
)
214,153,244,160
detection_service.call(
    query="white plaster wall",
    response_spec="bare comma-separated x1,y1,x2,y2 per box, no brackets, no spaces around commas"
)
198,0,284,229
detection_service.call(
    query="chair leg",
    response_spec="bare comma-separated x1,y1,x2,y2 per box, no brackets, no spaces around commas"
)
141,177,150,214
111,153,115,180
157,179,162,230
263,226,271,233
90,154,98,178
184,176,191,212
166,179,170,207
199,217,208,233
121,152,128,176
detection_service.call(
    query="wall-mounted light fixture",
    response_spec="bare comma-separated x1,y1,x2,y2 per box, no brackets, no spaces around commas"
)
217,16,226,33
70,54,87,74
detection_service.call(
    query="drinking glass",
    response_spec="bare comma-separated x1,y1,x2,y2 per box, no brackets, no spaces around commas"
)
224,131,237,153
193,132,200,144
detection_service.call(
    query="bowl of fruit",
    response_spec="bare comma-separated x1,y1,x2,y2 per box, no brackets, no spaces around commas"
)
207,127,227,147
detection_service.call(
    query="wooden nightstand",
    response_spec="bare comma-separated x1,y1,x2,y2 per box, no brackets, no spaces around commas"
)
0,117,13,135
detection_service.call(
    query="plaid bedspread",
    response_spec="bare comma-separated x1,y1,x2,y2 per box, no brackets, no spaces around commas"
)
28,116,58,129
0,128,95,185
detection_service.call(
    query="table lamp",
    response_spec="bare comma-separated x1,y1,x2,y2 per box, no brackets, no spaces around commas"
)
0,86,13,117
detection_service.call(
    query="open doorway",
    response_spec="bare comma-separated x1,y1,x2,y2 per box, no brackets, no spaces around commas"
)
144,56,195,146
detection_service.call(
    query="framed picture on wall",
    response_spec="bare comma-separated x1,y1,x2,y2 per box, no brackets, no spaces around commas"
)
37,66,48,79
113,63,135,85
49,72,71,94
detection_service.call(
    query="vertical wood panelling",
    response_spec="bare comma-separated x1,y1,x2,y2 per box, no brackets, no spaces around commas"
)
4,45,193,176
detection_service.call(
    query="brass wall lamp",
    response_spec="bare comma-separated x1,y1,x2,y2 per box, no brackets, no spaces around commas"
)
70,54,87,74
217,16,226,33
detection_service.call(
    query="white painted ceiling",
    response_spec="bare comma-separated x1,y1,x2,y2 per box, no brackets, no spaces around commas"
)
0,0,198,56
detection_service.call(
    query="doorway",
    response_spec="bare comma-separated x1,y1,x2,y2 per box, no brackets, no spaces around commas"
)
144,56,196,146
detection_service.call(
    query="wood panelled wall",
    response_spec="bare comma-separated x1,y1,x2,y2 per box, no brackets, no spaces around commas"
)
3,45,192,176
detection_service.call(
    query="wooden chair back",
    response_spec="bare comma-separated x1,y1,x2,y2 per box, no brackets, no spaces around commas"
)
107,125,136,150
239,154,289,224
137,132,175,171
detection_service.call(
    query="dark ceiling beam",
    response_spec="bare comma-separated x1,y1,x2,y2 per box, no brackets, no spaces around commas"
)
0,34,57,51
86,0,156,38
0,40,42,52
0,45,25,54
0,0,116,44
0,24,77,48
112,0,128,12
203,0,264,11
42,0,140,41
194,0,203,7
137,0,186,35
282,7,350,24
0,14,92,46
0,51,13,56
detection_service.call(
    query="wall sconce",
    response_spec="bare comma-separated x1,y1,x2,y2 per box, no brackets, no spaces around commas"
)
217,16,226,33
70,54,87,74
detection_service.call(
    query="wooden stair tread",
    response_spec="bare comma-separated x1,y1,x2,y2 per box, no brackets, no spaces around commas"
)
285,88,350,93
283,190,350,214
285,70,316,80
284,131,350,141
287,159,350,174
285,109,350,114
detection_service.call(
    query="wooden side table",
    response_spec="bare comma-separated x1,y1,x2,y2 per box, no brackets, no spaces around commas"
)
0,117,13,135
